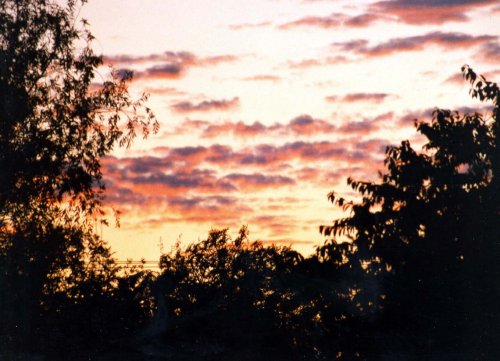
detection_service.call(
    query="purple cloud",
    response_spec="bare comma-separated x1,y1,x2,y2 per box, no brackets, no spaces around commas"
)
171,97,240,113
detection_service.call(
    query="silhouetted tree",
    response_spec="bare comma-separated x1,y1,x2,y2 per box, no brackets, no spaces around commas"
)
158,227,306,360
0,0,158,354
320,66,500,359
156,227,376,361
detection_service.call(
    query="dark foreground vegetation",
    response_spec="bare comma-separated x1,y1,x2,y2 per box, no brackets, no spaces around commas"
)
1,1,499,360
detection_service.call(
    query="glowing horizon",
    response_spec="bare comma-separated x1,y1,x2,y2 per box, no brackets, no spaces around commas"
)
81,0,500,262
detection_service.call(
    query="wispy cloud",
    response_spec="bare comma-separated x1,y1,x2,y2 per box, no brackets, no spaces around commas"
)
478,41,500,63
202,115,336,138
223,173,296,190
105,51,238,67
371,0,498,25
104,51,239,81
166,113,396,141
202,121,268,138
143,86,185,96
397,105,495,127
288,115,336,135
331,31,497,58
171,97,240,113
137,64,184,79
287,56,348,69
242,74,282,82
337,119,380,135
228,21,273,30
445,69,500,84
167,195,251,217
279,12,383,30
115,169,236,195
104,138,382,191
247,215,301,238
326,93,392,104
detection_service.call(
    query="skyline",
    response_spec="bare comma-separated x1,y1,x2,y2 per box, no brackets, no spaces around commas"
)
81,0,500,261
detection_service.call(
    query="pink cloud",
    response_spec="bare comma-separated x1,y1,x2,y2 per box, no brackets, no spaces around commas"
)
202,115,335,138
289,114,336,134
279,13,345,29
100,131,390,236
203,121,267,138
242,74,282,82
286,56,349,69
443,71,500,85
171,97,240,113
478,42,500,63
143,86,185,96
104,51,239,81
103,139,382,191
228,21,272,30
279,12,383,30
371,0,497,25
345,13,383,27
444,73,465,85
395,106,494,128
332,32,497,58
120,169,236,196
223,173,296,191
326,93,391,104
337,120,380,135
355,138,391,154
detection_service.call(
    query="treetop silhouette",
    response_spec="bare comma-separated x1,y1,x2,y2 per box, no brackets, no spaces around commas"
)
320,65,499,358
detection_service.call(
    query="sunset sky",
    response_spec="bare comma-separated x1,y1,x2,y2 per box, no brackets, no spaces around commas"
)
80,0,500,262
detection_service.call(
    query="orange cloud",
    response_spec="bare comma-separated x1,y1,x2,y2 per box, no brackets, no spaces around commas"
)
293,167,345,186
247,215,300,237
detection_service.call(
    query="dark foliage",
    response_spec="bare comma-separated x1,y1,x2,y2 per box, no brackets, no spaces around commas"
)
154,227,381,360
158,227,305,360
1,1,498,358
0,0,158,356
320,66,500,359
151,67,498,360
